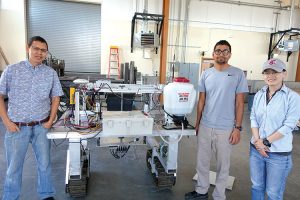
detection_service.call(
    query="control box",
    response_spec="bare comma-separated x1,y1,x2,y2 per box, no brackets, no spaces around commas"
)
102,111,154,136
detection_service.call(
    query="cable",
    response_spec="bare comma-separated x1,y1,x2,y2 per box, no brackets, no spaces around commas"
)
50,92,102,146
109,145,131,159
58,105,102,138
104,83,147,103
162,106,173,118
161,107,194,130
52,129,70,147
148,92,161,111
159,122,184,144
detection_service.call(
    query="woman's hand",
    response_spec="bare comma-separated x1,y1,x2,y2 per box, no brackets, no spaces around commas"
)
254,139,269,157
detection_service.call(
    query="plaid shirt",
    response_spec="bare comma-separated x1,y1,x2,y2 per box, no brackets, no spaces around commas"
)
0,60,64,122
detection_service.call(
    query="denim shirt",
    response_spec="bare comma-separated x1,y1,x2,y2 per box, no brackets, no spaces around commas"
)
0,60,64,122
250,84,300,152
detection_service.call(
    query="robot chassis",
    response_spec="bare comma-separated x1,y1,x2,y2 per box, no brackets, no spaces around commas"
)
47,83,195,197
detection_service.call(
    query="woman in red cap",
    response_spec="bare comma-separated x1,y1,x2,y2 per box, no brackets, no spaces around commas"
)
249,58,300,200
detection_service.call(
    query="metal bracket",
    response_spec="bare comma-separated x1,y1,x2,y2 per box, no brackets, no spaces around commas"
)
268,28,300,62
131,12,164,53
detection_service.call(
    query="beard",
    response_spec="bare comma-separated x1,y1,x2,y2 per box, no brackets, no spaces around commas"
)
215,57,227,65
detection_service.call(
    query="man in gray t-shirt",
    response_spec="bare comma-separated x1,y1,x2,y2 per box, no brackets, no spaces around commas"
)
185,40,248,200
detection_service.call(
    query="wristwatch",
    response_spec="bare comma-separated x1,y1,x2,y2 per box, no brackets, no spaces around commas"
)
263,138,271,147
234,125,242,131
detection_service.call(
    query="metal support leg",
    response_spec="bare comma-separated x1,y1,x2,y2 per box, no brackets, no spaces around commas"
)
166,135,178,172
69,138,81,179
66,138,89,197
146,136,177,188
121,93,123,111
146,136,159,173
81,139,87,150
74,92,80,125
82,91,86,111
149,94,153,110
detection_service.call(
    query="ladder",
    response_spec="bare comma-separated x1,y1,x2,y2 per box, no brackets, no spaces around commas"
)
108,46,120,79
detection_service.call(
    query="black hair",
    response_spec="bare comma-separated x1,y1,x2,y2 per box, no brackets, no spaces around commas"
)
28,36,48,50
262,69,286,74
213,40,231,52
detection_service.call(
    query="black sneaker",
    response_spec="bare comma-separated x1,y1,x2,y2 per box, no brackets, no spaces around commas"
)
185,191,208,200
43,197,54,200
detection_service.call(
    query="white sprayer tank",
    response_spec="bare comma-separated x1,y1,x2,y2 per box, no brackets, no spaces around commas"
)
163,77,196,116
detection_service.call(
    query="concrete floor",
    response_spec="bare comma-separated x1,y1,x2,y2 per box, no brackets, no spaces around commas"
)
0,106,299,200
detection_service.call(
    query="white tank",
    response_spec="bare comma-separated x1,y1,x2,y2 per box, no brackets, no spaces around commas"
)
163,77,196,116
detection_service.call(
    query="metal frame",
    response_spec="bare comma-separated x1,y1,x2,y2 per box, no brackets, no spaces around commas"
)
131,12,164,53
48,119,194,196
47,83,195,196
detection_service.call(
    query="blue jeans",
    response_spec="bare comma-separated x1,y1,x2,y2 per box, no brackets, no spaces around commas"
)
249,145,292,200
3,125,55,200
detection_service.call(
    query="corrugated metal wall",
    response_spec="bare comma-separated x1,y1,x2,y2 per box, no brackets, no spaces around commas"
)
26,0,101,73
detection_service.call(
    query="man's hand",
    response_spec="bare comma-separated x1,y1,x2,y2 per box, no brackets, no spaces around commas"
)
229,129,240,145
254,139,269,157
42,120,53,129
3,120,20,133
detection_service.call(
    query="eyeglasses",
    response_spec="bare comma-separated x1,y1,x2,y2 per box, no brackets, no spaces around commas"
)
262,71,281,77
214,49,230,56
31,46,48,53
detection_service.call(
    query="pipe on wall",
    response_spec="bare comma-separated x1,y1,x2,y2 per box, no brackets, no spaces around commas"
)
289,0,296,29
198,0,289,10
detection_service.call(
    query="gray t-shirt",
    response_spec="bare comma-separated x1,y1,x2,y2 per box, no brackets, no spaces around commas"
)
198,66,248,130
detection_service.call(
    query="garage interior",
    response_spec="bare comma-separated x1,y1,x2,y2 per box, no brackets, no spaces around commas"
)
1,0,300,199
